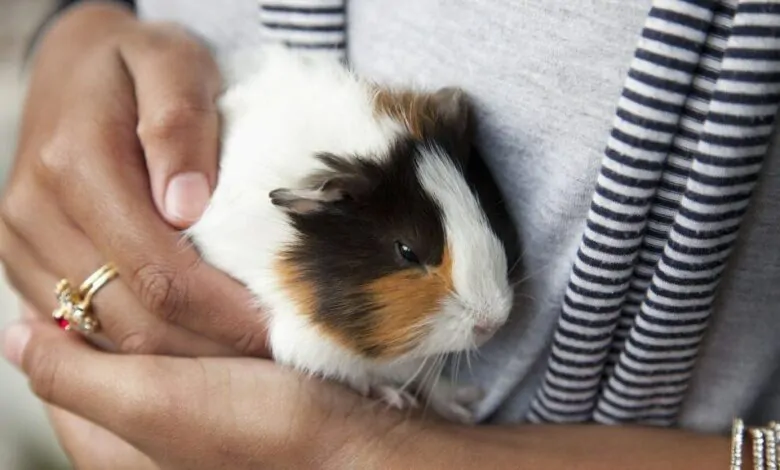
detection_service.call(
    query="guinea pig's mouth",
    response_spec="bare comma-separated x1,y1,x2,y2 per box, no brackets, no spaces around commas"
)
473,328,498,348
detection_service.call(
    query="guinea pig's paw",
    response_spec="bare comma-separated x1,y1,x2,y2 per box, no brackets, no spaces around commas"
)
425,381,483,424
454,385,485,405
371,384,420,410
439,400,477,424
427,379,484,406
424,391,477,424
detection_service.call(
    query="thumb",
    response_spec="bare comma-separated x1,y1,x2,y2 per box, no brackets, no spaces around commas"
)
121,23,222,229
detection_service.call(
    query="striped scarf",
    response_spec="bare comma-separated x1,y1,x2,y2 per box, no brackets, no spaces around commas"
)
258,0,780,426
258,0,347,62
528,0,780,426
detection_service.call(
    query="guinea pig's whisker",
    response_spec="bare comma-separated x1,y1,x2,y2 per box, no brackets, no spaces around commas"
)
510,256,557,288
506,239,535,278
400,357,431,396
174,232,197,256
421,354,448,417
468,338,486,360
513,292,538,303
508,255,524,278
453,351,462,386
422,355,443,392
465,348,475,375
421,355,445,398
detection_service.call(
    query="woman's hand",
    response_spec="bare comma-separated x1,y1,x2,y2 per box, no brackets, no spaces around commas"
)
0,2,268,357
2,317,738,470
2,319,402,470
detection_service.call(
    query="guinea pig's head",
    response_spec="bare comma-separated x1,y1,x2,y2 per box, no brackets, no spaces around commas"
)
271,87,513,362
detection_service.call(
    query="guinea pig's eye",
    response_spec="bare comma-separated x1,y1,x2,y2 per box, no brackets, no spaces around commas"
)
395,241,420,264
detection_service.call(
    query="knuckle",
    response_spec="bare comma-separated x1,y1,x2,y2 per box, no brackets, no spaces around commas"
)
116,329,162,354
0,183,33,234
234,328,269,357
132,262,188,323
36,135,76,184
0,199,16,236
136,103,208,143
0,226,23,291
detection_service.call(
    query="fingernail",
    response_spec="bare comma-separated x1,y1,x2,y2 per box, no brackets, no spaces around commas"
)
165,172,211,223
1,323,31,369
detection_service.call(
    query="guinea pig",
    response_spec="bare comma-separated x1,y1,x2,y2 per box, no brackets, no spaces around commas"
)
187,46,514,423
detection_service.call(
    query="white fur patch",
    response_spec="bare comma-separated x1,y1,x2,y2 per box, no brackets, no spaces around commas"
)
414,146,513,355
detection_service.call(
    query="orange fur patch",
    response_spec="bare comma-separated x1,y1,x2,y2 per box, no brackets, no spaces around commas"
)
275,256,368,352
274,257,318,316
372,88,439,140
363,245,454,357
274,245,454,359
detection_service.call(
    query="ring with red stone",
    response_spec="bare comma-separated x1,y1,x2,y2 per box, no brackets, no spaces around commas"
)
52,263,118,334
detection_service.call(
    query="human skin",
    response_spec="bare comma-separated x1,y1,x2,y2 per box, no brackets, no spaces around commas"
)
0,2,268,358
1,318,739,470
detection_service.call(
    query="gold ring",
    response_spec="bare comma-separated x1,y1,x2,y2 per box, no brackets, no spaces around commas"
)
53,263,118,334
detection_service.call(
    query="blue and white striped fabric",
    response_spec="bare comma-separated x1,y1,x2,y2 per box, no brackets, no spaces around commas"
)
258,0,346,62
256,0,780,426
529,0,780,425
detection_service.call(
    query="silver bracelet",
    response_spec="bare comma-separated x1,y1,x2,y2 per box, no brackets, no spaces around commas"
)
752,428,766,470
765,427,777,470
734,418,746,470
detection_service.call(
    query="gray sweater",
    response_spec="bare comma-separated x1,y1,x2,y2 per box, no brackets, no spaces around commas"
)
138,0,780,434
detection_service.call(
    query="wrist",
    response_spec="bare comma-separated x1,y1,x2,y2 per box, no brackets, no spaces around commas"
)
324,412,464,470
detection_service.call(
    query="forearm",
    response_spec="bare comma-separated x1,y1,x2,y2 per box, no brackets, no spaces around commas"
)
344,419,734,470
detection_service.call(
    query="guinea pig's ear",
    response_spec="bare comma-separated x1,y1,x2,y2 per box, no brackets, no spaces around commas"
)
270,154,374,215
430,87,470,135
429,87,473,167
269,183,345,215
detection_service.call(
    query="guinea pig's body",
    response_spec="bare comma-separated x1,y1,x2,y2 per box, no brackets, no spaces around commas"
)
187,46,513,423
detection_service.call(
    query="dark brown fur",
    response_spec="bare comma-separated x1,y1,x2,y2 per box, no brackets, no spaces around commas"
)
373,86,472,168
273,139,450,359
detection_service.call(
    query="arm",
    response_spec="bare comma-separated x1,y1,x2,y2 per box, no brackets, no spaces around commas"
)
2,317,739,470
352,419,733,470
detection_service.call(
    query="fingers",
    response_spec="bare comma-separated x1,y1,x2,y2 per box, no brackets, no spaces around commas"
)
4,320,187,444
0,220,62,318
45,406,159,470
2,18,269,358
61,151,269,357
13,26,270,357
2,318,370,470
4,319,277,463
121,23,222,229
0,202,237,356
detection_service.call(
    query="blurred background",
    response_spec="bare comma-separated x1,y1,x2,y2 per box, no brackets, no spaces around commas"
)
0,0,72,468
